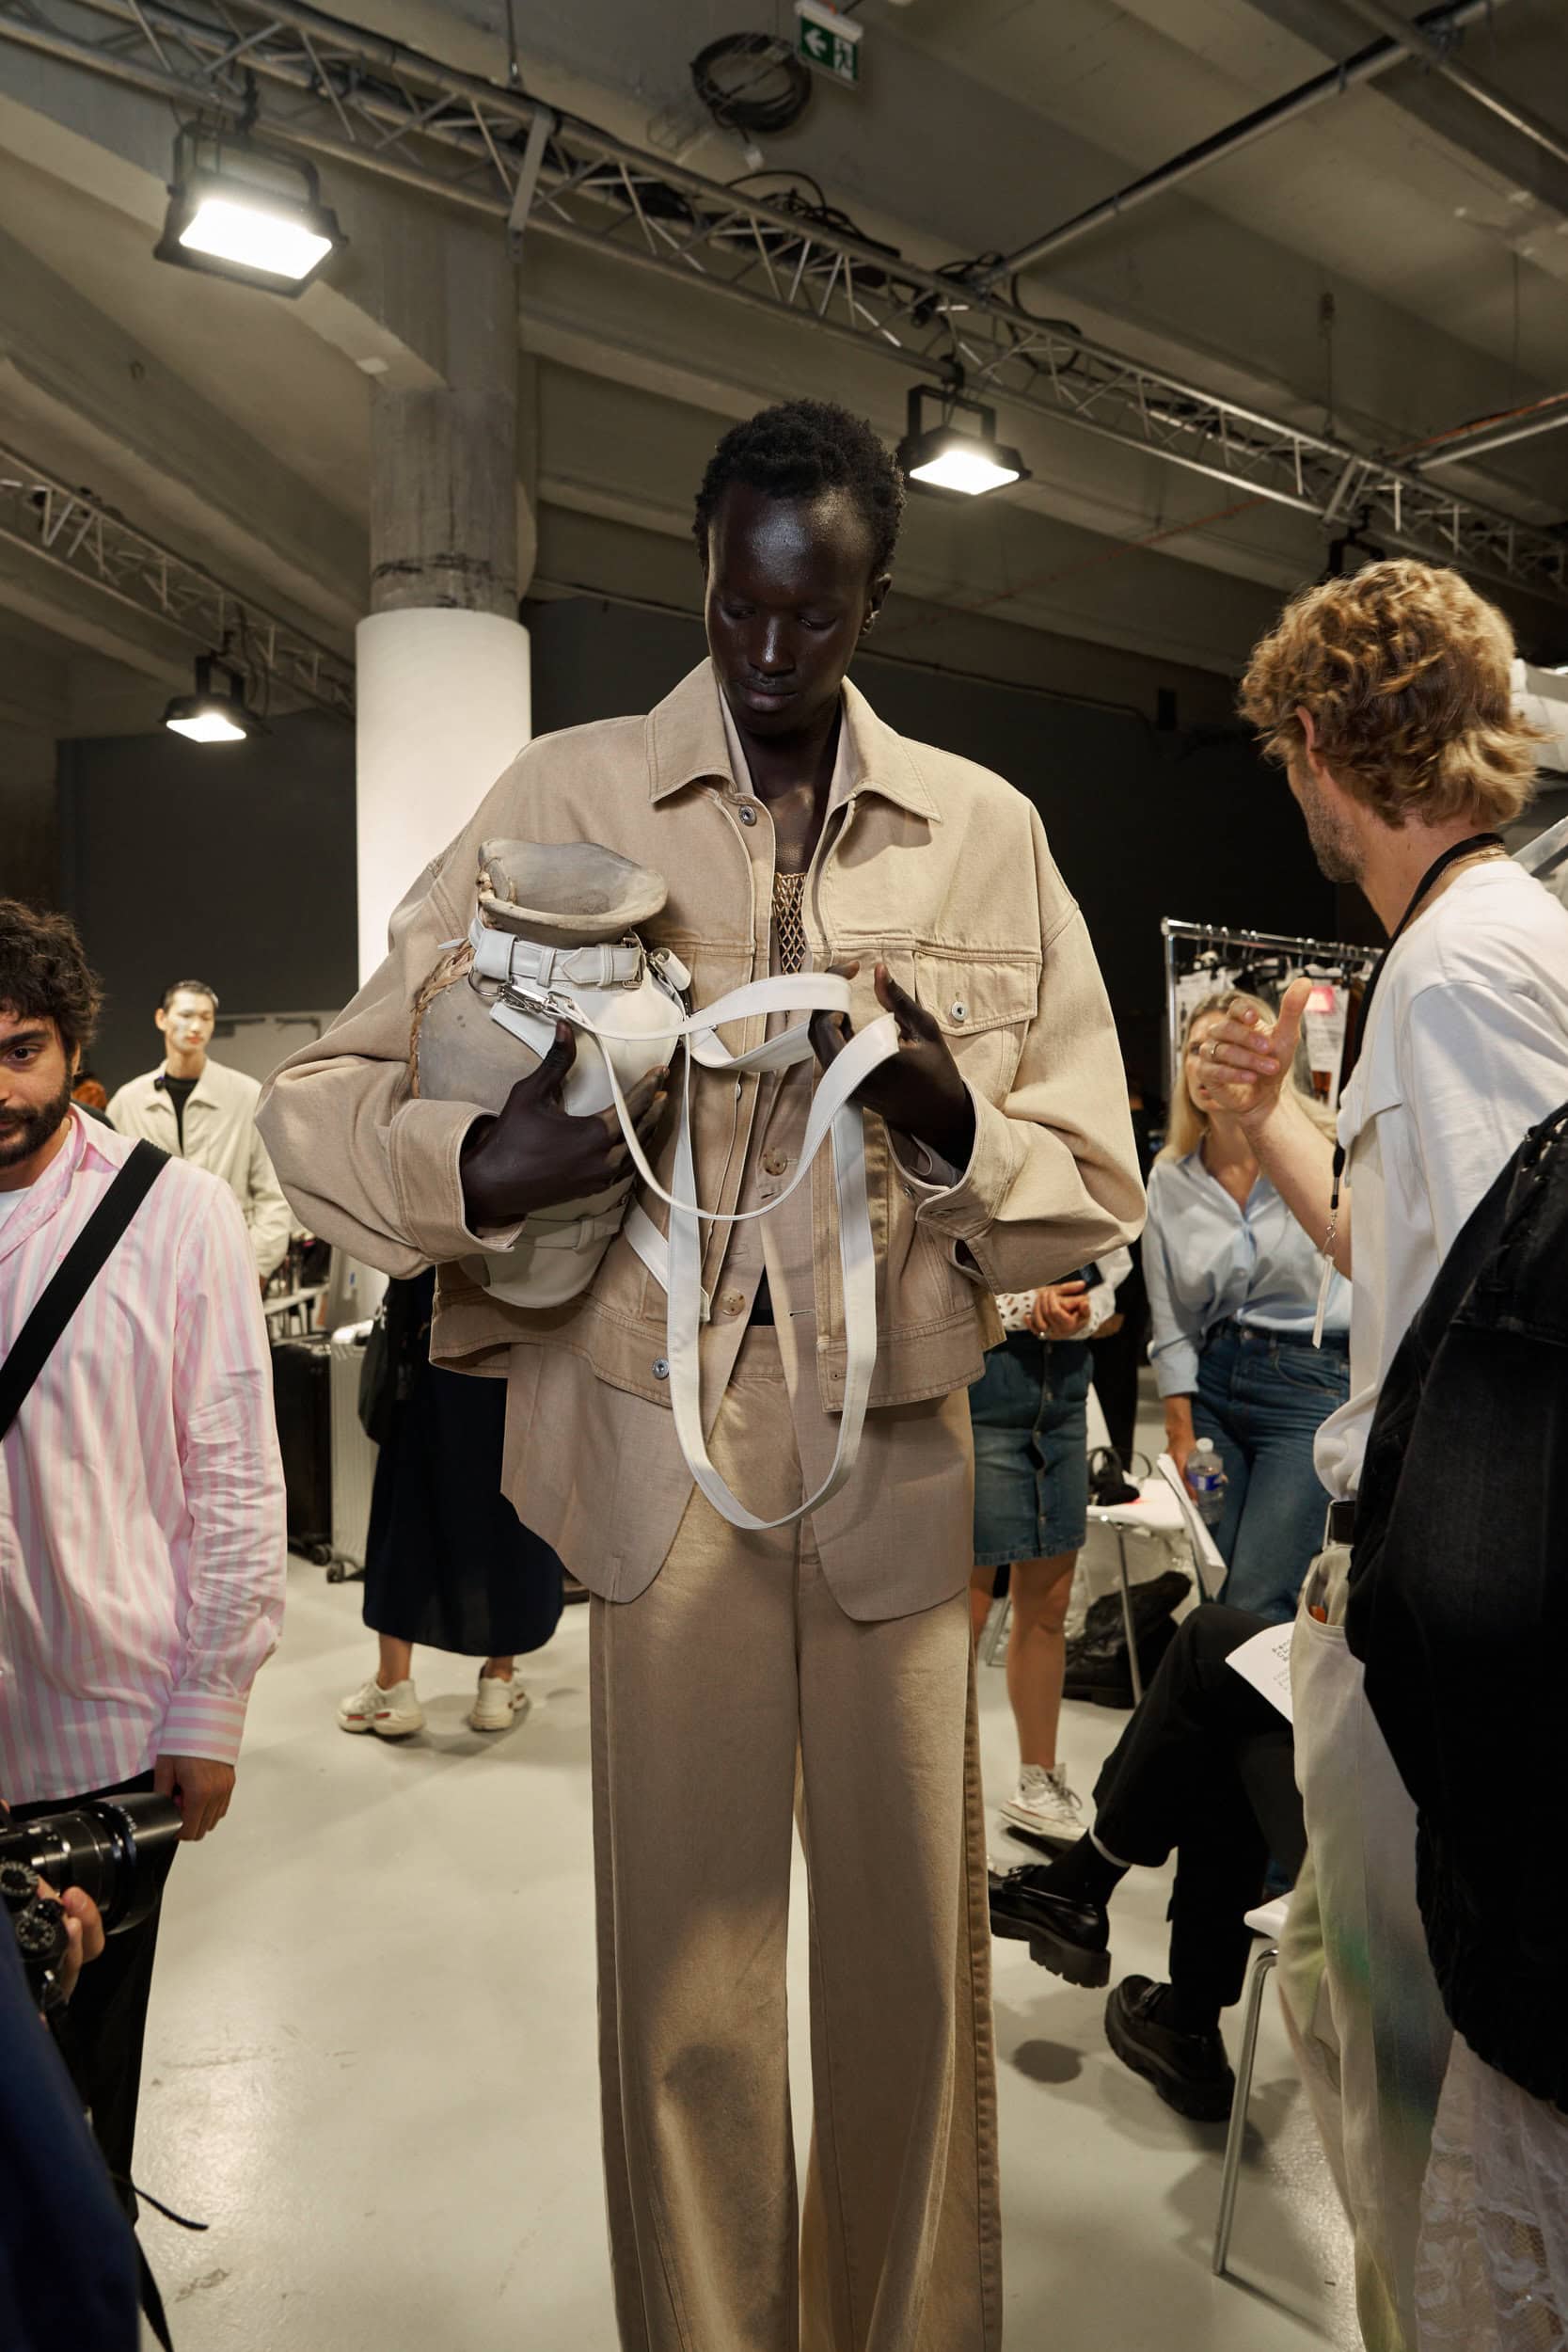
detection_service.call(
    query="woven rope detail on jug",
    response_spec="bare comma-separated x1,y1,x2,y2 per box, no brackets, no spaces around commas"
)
772,870,807,977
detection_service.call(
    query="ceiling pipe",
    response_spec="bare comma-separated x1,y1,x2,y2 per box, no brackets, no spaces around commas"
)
1415,389,1568,470
1332,0,1568,174
989,0,1513,282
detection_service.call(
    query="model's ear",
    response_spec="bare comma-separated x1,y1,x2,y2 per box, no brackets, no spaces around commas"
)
862,572,893,633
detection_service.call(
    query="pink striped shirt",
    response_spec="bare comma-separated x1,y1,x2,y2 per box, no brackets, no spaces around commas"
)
0,1111,286,1803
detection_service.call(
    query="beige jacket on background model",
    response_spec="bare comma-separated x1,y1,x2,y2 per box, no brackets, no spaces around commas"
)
110,1057,292,1279
259,660,1144,1594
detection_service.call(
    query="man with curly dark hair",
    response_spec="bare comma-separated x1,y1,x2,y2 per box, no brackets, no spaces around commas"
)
0,898,285,2202
261,397,1142,2351
1205,561,1568,2348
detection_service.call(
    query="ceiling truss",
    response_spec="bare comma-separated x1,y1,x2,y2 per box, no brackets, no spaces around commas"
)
0,436,356,714
0,0,1563,602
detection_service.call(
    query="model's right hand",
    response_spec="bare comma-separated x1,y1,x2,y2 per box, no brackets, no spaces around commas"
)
459,1023,671,1230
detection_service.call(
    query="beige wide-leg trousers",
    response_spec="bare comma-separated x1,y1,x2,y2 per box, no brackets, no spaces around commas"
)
590,1332,1002,2352
1281,1547,1453,2352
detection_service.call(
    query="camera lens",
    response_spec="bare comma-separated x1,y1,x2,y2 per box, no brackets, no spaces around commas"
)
0,1794,182,1933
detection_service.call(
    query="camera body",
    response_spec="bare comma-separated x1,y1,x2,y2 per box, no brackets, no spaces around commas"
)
0,1794,182,2013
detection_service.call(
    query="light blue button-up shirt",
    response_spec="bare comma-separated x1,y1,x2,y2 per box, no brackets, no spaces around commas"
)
1143,1149,1351,1399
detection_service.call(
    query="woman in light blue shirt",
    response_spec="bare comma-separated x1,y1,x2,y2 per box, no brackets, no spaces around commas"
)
1146,994,1351,1621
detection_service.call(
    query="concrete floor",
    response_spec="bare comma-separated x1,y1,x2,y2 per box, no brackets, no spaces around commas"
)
137,1545,1358,2351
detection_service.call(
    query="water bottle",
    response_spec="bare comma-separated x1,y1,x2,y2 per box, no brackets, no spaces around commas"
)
1187,1438,1227,1527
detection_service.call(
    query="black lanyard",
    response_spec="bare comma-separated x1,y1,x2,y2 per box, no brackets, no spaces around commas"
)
1330,832,1504,1198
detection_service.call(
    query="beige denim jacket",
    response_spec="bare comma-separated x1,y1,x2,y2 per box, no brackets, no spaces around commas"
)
258,660,1145,1416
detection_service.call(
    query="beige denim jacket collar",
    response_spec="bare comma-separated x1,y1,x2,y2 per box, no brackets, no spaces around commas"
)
646,664,942,828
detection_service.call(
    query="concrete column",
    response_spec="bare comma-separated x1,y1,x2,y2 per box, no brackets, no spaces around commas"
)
355,220,534,983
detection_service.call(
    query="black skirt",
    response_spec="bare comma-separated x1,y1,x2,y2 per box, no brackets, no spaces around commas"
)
361,1273,563,1659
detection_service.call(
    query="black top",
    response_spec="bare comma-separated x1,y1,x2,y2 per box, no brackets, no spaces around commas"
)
1348,1100,1568,2107
156,1073,198,1151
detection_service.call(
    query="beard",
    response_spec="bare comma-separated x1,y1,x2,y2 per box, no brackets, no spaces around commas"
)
0,1068,74,1172
1297,771,1363,886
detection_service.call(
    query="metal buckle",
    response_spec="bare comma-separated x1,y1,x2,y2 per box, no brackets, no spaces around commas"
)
500,983,574,1021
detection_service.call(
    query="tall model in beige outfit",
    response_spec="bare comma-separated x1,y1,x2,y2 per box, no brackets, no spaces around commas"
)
261,660,1143,2350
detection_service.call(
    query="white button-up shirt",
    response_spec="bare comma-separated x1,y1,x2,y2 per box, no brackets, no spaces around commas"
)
1144,1151,1351,1399
0,1112,286,1803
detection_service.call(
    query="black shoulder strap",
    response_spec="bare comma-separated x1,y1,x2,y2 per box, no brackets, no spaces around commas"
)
0,1140,169,1442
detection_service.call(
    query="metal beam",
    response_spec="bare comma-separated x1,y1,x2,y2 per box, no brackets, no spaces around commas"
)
1332,0,1568,175
0,0,1564,601
1416,390,1568,471
992,0,1509,278
0,438,356,714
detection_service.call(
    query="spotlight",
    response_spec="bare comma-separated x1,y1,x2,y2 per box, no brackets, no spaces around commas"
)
155,127,343,295
898,384,1028,499
163,656,254,745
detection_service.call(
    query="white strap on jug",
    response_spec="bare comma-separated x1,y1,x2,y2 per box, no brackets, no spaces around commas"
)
493,969,902,1529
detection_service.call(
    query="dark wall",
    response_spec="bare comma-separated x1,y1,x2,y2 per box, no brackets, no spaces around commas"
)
56,599,1342,1099
58,710,356,1091
527,596,1339,1096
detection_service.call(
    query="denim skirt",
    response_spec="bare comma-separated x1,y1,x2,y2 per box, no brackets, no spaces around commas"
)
969,1332,1092,1568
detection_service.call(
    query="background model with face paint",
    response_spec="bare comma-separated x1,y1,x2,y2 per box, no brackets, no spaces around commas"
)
107,976,292,1281
259,398,1143,2352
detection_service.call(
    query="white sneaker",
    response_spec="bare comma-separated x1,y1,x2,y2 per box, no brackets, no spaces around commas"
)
468,1670,531,1734
337,1675,425,1739
1001,1764,1086,1840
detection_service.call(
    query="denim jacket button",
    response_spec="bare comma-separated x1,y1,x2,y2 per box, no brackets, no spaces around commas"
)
737,804,758,826
652,1358,670,1380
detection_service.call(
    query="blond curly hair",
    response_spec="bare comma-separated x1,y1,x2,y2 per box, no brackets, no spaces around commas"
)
1239,559,1540,829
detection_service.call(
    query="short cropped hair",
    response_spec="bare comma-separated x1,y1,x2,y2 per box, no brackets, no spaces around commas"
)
693,399,906,579
162,978,220,1014
1239,559,1540,829
0,899,103,1059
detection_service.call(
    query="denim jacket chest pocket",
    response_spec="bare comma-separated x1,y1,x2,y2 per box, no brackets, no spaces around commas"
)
897,945,1041,1100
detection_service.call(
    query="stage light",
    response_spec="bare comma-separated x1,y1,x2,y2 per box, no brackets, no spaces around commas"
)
155,127,342,295
163,657,253,744
898,384,1028,499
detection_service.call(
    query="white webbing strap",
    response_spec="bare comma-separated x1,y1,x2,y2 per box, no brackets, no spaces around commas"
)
662,1051,881,1532
539,974,899,1230
555,971,898,1530
624,1200,710,1322
469,921,645,993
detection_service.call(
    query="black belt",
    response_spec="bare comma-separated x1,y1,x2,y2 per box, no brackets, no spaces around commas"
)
1326,1499,1357,1546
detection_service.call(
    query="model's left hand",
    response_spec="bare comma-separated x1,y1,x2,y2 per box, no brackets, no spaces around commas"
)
153,1755,235,1842
810,961,975,1170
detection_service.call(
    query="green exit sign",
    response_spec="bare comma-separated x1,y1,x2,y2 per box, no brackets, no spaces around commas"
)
795,0,863,87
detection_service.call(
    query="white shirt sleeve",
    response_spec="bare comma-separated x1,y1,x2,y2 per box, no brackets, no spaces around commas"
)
1402,980,1568,1259
1084,1244,1132,1335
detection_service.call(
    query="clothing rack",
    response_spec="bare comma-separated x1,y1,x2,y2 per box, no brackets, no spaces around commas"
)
1161,915,1377,1102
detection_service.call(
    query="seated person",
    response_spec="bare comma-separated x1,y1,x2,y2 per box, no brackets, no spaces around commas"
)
990,1604,1302,2120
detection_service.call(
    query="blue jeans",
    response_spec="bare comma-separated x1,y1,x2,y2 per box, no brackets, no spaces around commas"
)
1194,1322,1349,1624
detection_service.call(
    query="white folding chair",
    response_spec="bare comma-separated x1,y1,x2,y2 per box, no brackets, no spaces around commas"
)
1082,1474,1191,1704
1212,1895,1292,2278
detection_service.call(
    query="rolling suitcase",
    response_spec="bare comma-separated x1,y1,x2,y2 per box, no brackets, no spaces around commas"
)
326,1327,379,1582
271,1335,333,1564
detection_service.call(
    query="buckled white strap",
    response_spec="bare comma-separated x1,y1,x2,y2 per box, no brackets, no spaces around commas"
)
468,920,644,993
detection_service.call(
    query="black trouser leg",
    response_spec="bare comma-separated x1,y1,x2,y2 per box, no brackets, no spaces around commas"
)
14,1771,166,2203
1092,1606,1284,1860
1091,1606,1305,2014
